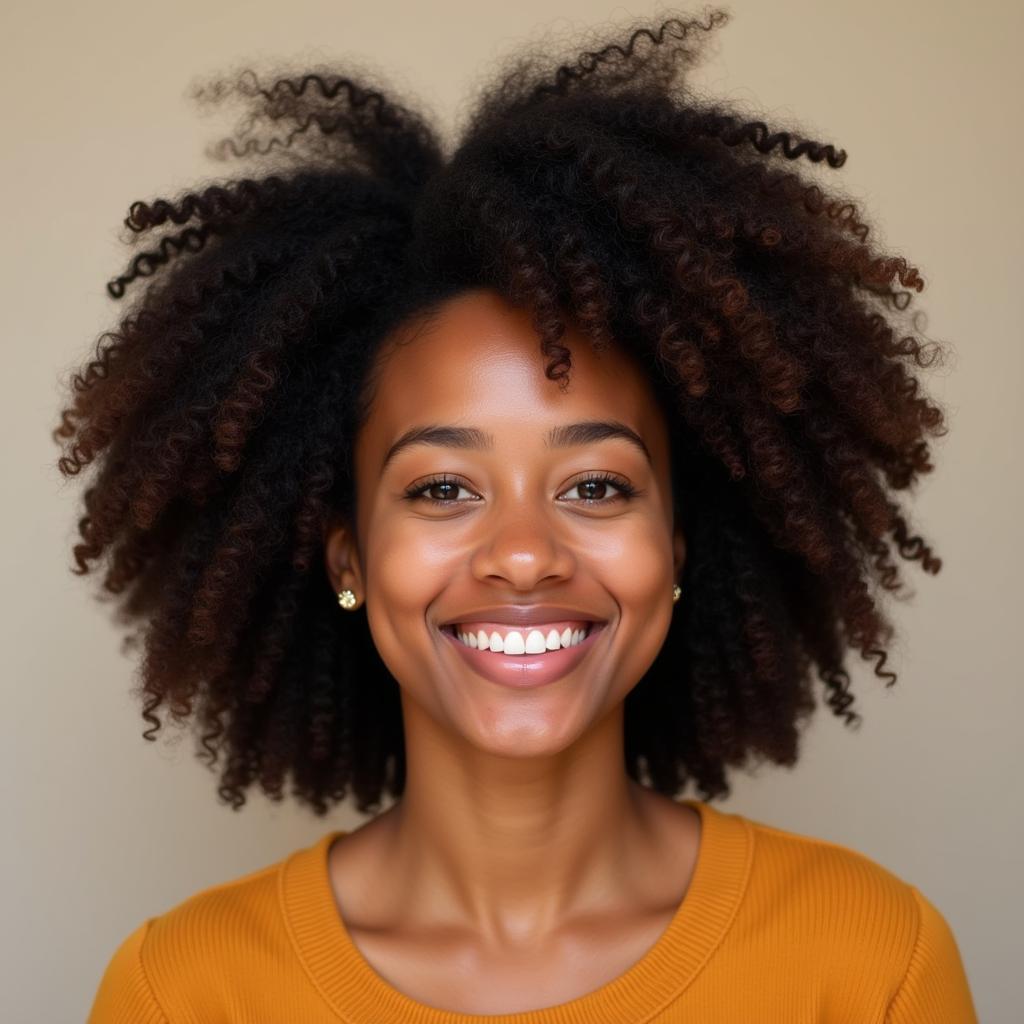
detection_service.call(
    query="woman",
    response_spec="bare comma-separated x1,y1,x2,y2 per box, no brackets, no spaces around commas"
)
62,9,977,1022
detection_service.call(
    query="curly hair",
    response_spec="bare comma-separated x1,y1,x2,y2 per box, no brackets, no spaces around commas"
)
52,7,948,816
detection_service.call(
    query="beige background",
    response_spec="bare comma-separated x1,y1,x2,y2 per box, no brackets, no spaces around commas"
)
2,1,1019,1020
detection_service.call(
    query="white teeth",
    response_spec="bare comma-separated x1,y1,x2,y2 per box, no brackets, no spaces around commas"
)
454,625,592,654
503,631,526,655
524,630,548,654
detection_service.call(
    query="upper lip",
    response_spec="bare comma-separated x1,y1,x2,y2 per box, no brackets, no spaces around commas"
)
439,606,607,628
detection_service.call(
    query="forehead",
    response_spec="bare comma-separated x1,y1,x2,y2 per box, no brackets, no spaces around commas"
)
361,288,665,452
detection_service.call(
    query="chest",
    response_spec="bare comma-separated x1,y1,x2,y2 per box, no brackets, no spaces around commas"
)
345,904,681,1015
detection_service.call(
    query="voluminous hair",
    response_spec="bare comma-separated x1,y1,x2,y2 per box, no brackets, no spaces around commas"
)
53,8,948,815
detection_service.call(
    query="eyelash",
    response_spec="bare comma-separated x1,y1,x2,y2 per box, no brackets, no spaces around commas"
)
402,472,639,508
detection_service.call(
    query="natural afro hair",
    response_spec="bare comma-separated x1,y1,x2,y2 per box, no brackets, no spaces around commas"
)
52,7,949,816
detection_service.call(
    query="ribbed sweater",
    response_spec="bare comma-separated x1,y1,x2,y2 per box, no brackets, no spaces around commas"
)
87,798,978,1022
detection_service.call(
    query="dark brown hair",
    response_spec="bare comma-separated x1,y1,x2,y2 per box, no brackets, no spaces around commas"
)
52,8,948,815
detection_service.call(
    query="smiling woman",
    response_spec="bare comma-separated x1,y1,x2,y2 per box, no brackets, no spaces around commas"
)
56,7,977,1023
324,289,686,747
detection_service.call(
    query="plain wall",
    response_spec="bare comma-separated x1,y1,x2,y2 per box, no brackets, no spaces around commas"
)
2,1,1019,1020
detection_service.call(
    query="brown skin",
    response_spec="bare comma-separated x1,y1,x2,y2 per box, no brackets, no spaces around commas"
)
323,287,699,1014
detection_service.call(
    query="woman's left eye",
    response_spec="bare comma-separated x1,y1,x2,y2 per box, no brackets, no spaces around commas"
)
559,475,637,503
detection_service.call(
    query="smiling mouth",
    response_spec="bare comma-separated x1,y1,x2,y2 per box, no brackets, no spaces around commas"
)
437,621,609,689
439,622,602,655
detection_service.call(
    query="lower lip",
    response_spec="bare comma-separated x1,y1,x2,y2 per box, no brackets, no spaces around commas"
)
440,624,608,690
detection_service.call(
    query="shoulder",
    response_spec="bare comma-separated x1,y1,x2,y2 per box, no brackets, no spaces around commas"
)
145,857,284,957
740,810,929,946
726,809,977,1020
88,855,290,1023
744,811,921,916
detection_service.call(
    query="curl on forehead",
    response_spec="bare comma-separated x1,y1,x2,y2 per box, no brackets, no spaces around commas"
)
354,288,675,476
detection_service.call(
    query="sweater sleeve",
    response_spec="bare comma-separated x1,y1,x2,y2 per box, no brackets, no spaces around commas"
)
885,886,978,1024
86,919,169,1024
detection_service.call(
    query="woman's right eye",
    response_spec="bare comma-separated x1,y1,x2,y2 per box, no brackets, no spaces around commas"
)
402,475,478,506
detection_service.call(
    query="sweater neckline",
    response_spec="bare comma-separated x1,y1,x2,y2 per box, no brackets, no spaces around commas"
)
280,797,753,1024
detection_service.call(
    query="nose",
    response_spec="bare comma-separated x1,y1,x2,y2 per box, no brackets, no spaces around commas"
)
467,504,577,592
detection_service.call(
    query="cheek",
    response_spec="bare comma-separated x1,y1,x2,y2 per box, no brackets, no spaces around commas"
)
361,520,456,684
588,517,673,598
371,526,453,617
593,526,676,686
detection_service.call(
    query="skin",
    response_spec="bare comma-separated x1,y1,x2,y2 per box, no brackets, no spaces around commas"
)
323,286,700,1014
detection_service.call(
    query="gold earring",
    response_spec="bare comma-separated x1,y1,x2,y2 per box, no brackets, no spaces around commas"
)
337,589,357,610
672,584,681,603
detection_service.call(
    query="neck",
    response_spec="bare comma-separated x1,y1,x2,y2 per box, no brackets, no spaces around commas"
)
371,700,684,943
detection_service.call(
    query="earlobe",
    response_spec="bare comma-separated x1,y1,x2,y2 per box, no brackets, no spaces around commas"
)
324,519,364,598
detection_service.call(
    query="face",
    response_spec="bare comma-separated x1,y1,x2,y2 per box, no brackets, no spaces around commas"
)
325,287,685,758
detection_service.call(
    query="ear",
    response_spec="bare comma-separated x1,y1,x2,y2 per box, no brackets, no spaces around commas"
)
672,522,686,585
323,517,365,604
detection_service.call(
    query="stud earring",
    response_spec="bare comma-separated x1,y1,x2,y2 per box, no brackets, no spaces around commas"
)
337,589,357,610
672,584,681,603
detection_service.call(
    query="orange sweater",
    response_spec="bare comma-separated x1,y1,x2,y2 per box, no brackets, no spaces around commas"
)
87,798,978,1022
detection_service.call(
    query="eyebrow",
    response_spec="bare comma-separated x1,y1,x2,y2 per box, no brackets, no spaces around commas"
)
381,420,652,473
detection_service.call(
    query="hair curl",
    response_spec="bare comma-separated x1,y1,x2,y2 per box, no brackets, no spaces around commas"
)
52,7,949,816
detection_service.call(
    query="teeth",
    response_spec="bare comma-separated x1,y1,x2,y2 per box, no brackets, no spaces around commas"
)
528,626,552,651
454,625,591,655
503,631,526,655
